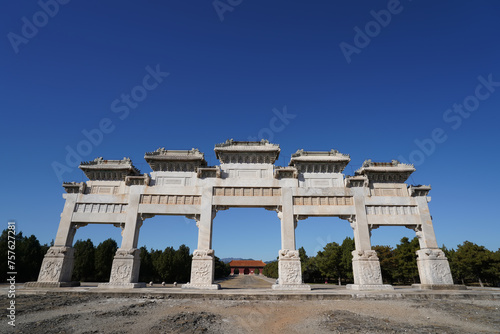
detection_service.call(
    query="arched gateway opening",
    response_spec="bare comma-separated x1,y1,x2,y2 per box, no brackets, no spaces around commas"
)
28,140,459,291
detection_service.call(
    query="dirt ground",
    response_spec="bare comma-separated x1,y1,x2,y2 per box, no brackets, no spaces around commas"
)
5,276,500,334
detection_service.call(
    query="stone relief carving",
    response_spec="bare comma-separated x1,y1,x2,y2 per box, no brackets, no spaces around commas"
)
358,262,382,283
417,249,446,260
281,262,302,284
39,260,62,281
191,262,211,284
115,248,140,258
46,247,71,256
193,249,214,259
110,264,132,282
429,262,453,283
279,249,299,259
352,250,379,261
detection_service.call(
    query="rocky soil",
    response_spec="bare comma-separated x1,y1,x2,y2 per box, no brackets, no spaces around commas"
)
3,276,500,333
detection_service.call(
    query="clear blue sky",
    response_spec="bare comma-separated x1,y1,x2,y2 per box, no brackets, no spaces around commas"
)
2,1,499,261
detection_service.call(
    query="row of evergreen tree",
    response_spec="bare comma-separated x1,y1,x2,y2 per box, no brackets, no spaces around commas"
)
0,229,230,283
1,229,499,286
262,237,500,286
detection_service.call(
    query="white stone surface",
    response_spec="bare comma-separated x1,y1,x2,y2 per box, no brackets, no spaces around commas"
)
416,249,454,285
32,140,456,291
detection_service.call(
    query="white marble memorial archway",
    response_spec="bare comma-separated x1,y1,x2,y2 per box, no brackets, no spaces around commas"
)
28,140,456,290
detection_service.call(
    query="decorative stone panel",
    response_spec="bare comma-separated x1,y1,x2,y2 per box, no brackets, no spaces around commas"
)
74,203,127,213
26,246,78,287
89,185,119,194
140,195,201,205
213,187,281,197
415,249,454,287
272,249,311,290
293,196,353,206
182,249,220,290
99,248,145,288
365,205,418,215
371,188,405,196
347,250,393,290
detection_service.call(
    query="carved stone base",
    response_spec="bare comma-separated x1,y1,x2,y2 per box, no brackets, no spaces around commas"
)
109,248,141,284
182,249,220,290
416,249,454,285
97,282,146,289
37,246,75,283
346,284,393,291
412,284,467,290
272,249,311,290
25,281,80,288
351,250,393,290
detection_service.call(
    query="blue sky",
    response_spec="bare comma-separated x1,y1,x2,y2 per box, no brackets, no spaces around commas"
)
1,1,499,261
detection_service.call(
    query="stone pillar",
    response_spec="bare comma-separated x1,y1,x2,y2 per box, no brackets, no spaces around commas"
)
412,196,460,289
99,190,145,288
346,192,393,291
27,193,81,287
272,187,310,290
183,186,220,290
